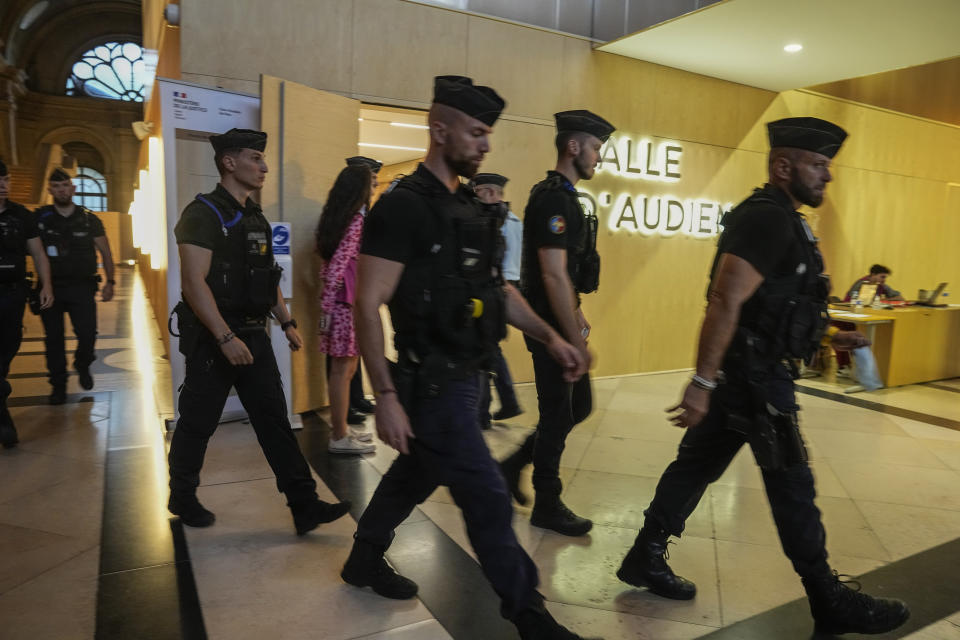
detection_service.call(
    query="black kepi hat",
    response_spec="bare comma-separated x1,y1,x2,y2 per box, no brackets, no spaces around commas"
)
472,173,508,187
346,156,383,173
767,117,847,158
49,168,71,182
555,110,616,143
209,128,267,154
433,75,505,127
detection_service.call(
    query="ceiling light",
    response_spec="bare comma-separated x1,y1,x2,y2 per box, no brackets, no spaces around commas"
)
390,122,429,130
784,43,803,53
359,143,427,152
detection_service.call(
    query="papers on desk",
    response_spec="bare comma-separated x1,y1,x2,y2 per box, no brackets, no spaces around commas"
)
830,311,871,319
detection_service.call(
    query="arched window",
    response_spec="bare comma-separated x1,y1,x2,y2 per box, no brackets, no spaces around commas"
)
75,167,108,211
66,42,145,102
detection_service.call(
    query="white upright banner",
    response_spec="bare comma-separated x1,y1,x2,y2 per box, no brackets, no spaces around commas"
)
158,78,277,427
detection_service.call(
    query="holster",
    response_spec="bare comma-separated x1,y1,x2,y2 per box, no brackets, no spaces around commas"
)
396,351,484,402
170,301,202,357
728,406,807,472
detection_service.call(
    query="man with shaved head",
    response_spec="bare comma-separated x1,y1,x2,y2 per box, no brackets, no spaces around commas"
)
342,76,598,640
616,117,909,635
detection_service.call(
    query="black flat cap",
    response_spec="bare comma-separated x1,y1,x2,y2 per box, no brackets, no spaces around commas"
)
433,75,505,127
346,156,383,173
555,110,616,142
209,128,267,154
472,173,508,187
767,117,847,158
0,159,7,177
49,168,71,182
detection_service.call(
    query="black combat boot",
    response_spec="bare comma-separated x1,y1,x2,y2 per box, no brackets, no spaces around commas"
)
290,497,352,536
48,386,67,405
168,492,216,528
514,606,604,640
499,437,534,506
530,493,592,536
76,363,94,390
802,571,909,635
0,410,18,449
341,537,418,600
616,526,696,600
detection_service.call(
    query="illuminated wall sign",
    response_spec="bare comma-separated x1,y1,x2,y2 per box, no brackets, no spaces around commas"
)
581,136,734,239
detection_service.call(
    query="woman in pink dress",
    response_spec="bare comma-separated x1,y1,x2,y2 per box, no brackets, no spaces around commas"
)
316,166,375,454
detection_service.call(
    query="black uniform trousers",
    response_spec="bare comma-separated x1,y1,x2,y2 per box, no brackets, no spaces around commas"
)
518,335,592,496
41,280,97,389
355,373,540,620
644,365,831,578
0,285,26,423
168,330,317,505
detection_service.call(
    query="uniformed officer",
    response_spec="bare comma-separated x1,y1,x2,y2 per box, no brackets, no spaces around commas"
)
616,117,909,636
470,172,523,428
342,76,598,640
36,168,115,405
167,128,350,534
500,110,614,537
0,160,53,447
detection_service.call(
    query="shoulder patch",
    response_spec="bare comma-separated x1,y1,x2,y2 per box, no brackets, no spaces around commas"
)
548,215,566,235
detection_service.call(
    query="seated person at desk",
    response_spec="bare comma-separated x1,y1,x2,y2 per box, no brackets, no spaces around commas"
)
844,264,903,302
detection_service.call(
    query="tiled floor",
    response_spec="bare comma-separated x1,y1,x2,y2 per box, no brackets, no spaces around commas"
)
2,268,960,639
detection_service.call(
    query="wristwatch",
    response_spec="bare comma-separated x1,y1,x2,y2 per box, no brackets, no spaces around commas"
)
280,318,298,330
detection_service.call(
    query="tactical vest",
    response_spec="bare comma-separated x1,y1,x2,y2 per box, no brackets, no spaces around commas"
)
37,206,98,282
718,189,830,364
526,174,600,295
388,174,507,365
191,194,281,320
0,205,28,284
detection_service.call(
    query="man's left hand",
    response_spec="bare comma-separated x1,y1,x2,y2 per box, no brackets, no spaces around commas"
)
101,282,114,302
285,326,303,351
39,285,54,309
546,334,588,381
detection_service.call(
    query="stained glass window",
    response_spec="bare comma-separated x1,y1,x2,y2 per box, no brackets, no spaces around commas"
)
75,167,108,211
66,42,145,102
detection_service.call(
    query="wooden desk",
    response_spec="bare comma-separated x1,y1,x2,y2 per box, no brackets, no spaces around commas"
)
829,305,960,386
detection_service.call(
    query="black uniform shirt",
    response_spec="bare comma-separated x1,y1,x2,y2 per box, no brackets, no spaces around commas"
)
361,163,486,358
0,201,38,283
521,171,585,326
715,184,805,283
34,205,105,282
361,163,477,264
175,183,263,249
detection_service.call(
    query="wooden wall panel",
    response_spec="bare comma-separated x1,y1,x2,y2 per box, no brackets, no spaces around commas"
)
279,81,360,413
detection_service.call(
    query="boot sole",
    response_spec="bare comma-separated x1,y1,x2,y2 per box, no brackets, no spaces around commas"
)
530,517,593,537
616,568,697,600
340,569,419,600
814,607,910,635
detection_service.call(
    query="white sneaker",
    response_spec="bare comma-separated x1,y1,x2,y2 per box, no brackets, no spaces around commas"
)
328,435,376,454
350,427,374,442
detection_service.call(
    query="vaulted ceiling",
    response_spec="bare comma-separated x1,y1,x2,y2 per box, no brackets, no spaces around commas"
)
1,0,141,94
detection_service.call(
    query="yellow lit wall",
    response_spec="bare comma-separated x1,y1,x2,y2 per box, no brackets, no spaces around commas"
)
178,0,960,386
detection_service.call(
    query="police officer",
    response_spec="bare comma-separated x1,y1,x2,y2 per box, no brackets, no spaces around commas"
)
0,160,53,447
36,168,115,405
168,128,350,534
500,110,614,537
616,118,909,636
470,172,523,428
342,76,598,640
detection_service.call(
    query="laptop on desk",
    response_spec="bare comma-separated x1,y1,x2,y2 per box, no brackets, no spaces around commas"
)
914,282,948,307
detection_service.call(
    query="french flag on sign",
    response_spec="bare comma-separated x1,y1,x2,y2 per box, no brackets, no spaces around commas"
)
174,91,187,98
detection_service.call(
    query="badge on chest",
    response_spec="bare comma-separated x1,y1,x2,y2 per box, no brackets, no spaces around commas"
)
246,231,268,256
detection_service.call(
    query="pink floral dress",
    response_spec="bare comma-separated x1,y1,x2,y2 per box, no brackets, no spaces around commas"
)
318,213,364,357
